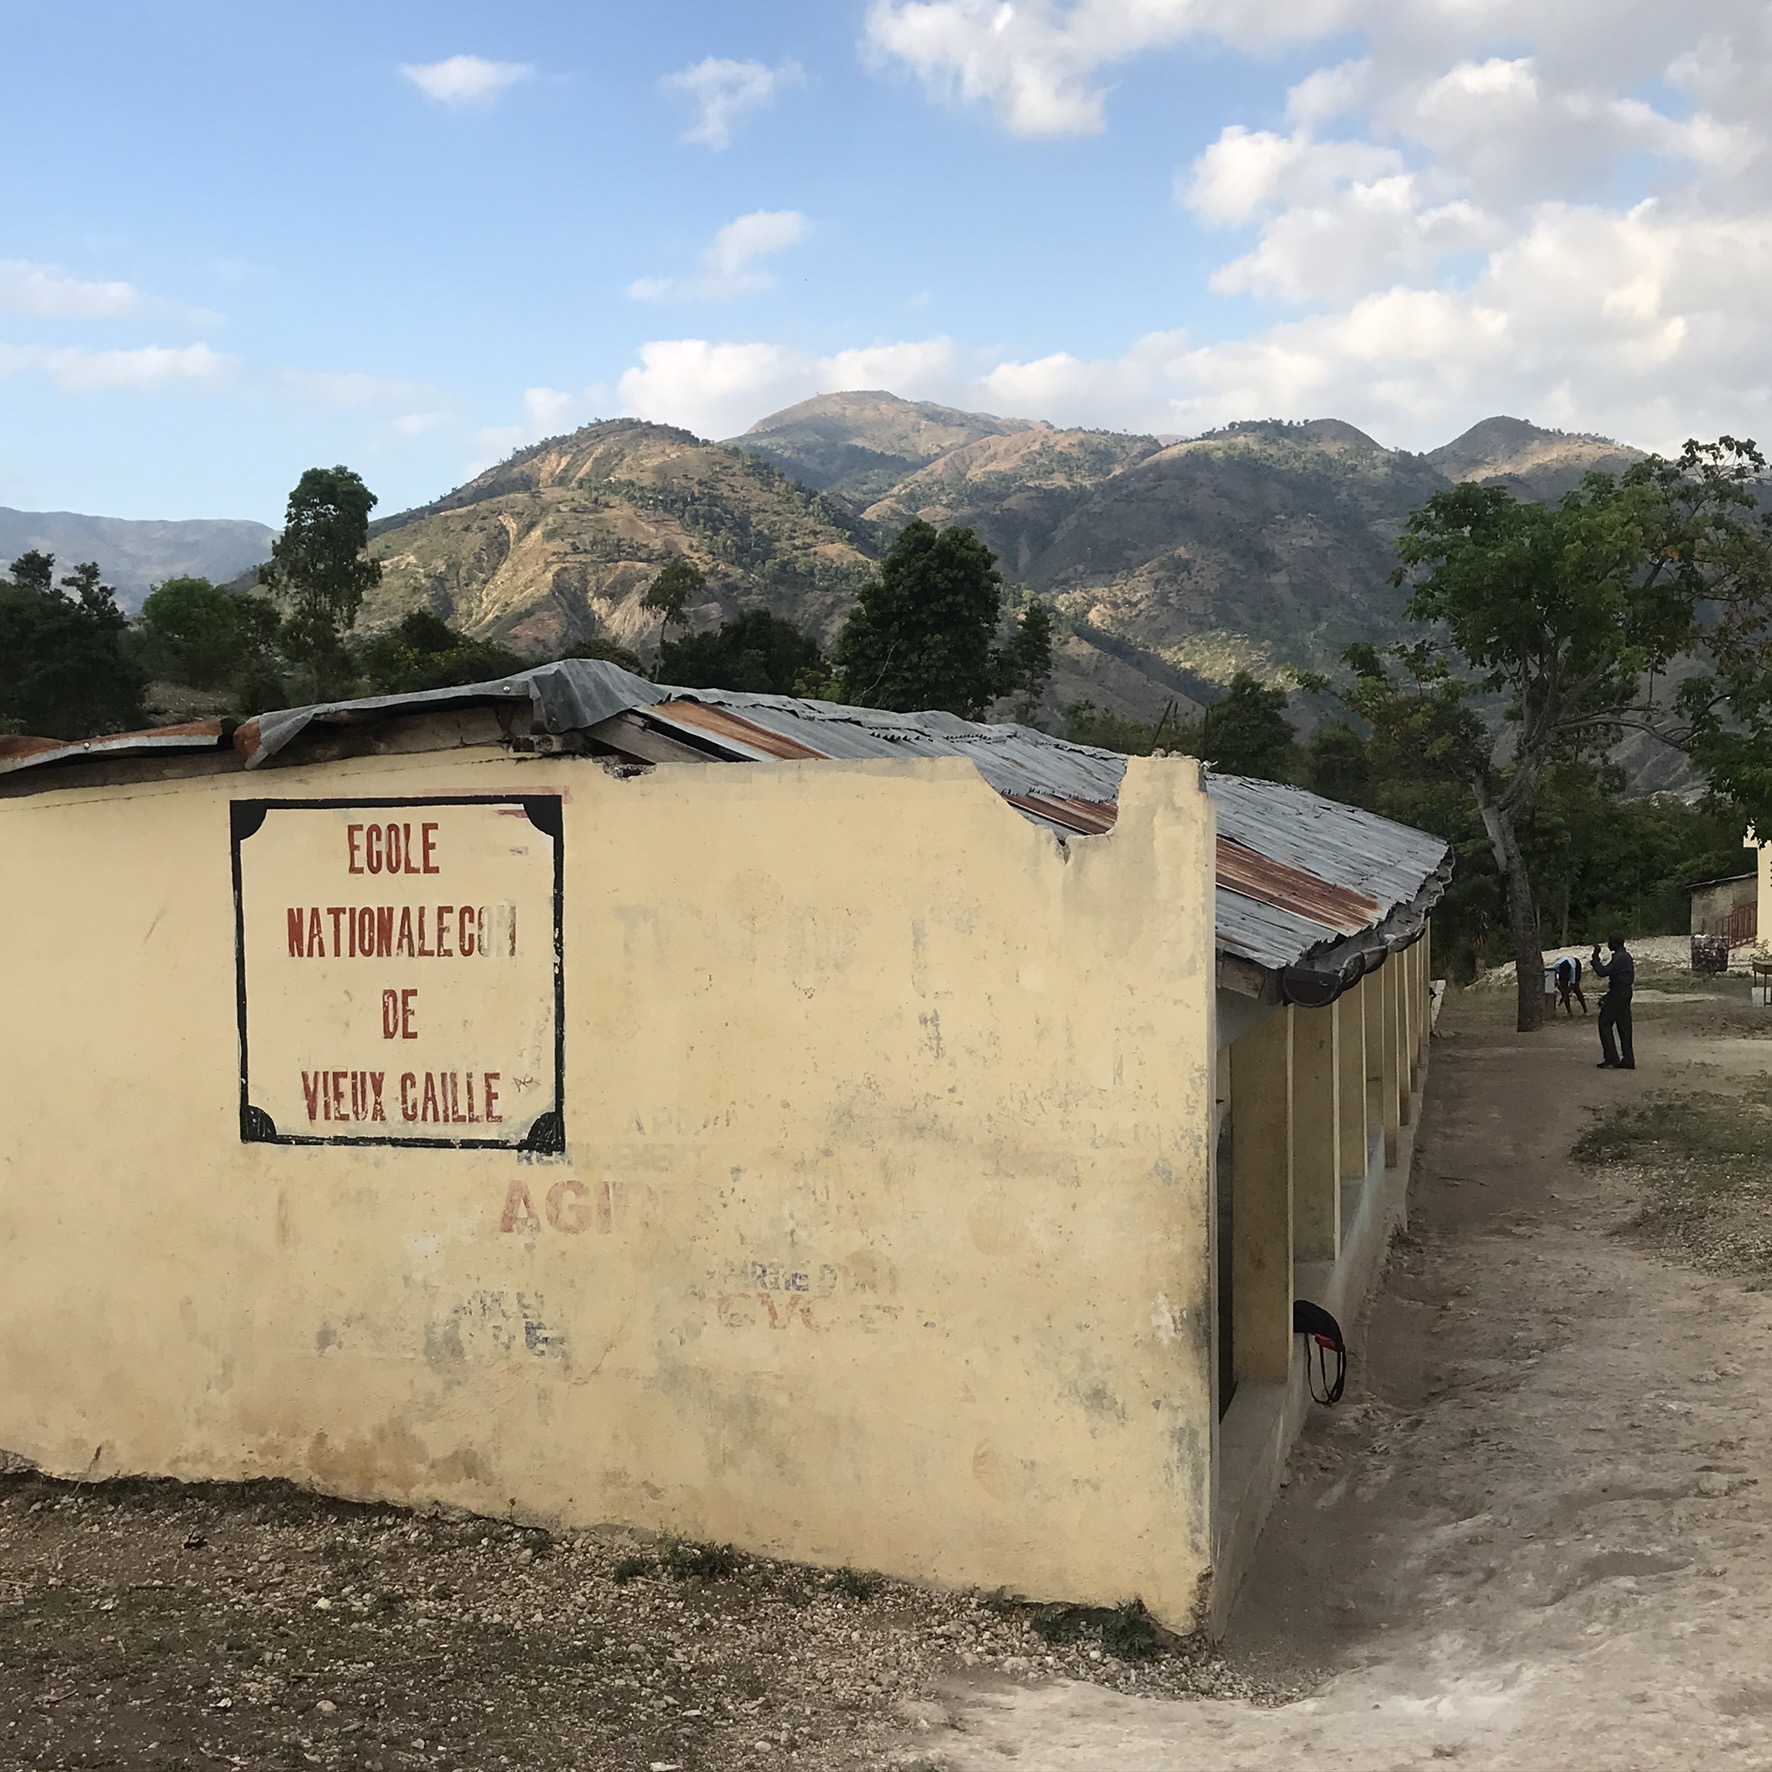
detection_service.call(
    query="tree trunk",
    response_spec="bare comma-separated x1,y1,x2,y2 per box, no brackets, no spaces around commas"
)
1473,780,1545,1033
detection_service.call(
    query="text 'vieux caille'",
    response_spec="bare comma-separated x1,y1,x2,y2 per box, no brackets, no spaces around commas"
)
287,821,517,1127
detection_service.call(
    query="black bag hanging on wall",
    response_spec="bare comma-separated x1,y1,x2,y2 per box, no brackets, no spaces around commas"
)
1292,1299,1347,1405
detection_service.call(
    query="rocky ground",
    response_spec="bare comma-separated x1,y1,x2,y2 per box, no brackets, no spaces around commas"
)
0,1472,1279,1772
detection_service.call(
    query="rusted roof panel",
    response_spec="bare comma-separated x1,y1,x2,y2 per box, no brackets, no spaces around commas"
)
0,717,232,776
0,735,68,762
1002,791,1119,835
645,698,829,761
1215,836,1383,936
1210,774,1446,921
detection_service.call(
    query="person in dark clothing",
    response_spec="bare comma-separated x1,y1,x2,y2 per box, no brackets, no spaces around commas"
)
1554,954,1588,1016
1591,934,1635,1069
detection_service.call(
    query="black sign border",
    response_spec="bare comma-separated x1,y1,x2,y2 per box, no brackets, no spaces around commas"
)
231,795,565,1152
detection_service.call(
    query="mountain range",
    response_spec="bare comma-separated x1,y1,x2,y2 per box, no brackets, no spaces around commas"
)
0,507,275,609
363,396,1642,718
2,397,1646,721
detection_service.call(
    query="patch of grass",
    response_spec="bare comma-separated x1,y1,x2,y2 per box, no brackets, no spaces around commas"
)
1100,1598,1160,1662
659,1539,742,1581
610,1555,654,1585
1571,1088,1772,1177
1029,1603,1086,1644
1572,1087,1772,1273
825,1566,879,1601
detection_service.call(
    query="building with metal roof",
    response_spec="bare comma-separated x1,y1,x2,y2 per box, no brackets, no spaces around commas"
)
0,659,1445,1633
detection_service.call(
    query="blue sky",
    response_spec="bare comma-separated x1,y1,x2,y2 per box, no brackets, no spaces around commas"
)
3,0,1768,522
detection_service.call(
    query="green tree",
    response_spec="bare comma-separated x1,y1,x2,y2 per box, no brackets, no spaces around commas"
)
1301,720,1371,805
1341,439,1772,1031
354,610,522,695
139,576,243,688
1176,671,1298,780
835,520,1006,716
1062,699,1161,754
260,466,382,698
997,599,1056,722
657,609,825,695
641,557,705,634
0,552,148,738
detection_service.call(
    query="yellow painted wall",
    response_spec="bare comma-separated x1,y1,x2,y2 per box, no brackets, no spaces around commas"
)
1752,835,1772,952
0,747,1218,1622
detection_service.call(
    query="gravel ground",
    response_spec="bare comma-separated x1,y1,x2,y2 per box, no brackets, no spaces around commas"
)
1473,933,1759,990
0,1470,1289,1772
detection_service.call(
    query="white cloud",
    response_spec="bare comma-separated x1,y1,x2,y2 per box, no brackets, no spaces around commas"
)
0,343,456,419
615,336,958,439
1183,127,1401,227
966,197,1772,453
0,342,235,391
603,172,1772,455
0,261,141,320
628,209,811,302
462,384,611,476
400,55,534,106
0,259,222,327
864,0,1772,147
863,0,1379,139
665,57,803,149
523,387,580,434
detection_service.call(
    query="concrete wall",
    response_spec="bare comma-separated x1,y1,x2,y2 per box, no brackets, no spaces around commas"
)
1210,936,1434,1628
0,746,1218,1623
1691,873,1755,937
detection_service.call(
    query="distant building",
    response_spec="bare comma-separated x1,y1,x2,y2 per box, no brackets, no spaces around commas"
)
0,661,1446,1633
1689,870,1757,943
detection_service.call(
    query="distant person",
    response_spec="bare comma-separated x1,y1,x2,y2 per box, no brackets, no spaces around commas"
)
1591,934,1635,1070
1554,953,1588,1017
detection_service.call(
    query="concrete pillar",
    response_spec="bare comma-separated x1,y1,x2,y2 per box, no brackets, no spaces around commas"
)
1380,957,1403,1162
1417,928,1431,1049
1230,1007,1294,1385
1394,952,1415,1128
1402,941,1421,1092
1292,1003,1340,1263
1363,970,1386,1162
1416,936,1430,1063
1338,983,1368,1183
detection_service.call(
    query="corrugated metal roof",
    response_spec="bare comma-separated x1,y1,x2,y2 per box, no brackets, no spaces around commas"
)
1215,837,1382,936
1,658,1449,981
642,686,1132,809
0,718,233,777
1209,774,1447,928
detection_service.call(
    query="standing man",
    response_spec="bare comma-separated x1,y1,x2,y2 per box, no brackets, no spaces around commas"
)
1554,953,1588,1017
1591,934,1636,1070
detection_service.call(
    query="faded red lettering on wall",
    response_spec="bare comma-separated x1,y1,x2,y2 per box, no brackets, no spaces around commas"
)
242,798,557,1147
281,902,518,960
500,1177,540,1233
299,1069,387,1123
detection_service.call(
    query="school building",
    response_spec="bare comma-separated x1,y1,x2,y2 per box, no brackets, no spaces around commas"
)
0,660,1446,1630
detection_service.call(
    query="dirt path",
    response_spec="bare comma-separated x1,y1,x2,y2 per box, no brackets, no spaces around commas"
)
919,991,1772,1771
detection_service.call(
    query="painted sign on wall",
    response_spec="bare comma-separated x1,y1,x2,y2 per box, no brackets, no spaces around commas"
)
231,796,564,1150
